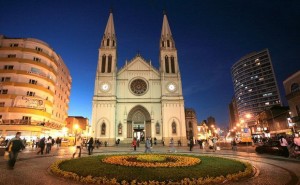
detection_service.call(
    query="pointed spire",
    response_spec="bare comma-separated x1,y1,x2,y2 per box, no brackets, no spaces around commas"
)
161,13,172,38
104,11,115,38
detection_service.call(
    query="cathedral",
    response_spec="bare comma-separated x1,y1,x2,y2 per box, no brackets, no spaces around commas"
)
91,11,187,145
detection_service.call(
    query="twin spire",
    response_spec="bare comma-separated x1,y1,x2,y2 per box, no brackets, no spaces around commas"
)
101,10,175,49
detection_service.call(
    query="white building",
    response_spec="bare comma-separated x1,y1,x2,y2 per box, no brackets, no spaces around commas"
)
91,11,186,145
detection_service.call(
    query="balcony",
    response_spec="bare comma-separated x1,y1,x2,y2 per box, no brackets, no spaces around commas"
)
286,90,300,100
0,81,54,96
0,47,58,68
0,107,51,118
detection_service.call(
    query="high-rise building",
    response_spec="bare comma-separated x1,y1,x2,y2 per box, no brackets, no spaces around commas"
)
0,35,71,139
91,11,186,145
231,49,281,130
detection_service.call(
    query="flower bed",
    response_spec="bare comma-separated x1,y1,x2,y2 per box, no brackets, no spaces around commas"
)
102,154,200,168
50,154,253,185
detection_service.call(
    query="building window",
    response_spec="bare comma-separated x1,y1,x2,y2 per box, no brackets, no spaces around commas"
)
162,41,164,47
106,39,110,46
33,57,41,62
22,116,31,124
0,89,8,94
189,121,192,128
101,122,106,135
29,79,37,84
156,122,160,134
167,40,170,47
0,102,5,107
113,40,115,47
291,83,300,93
8,54,16,58
118,123,122,135
101,55,106,73
165,56,169,73
107,55,112,73
35,47,43,52
10,43,19,47
27,91,35,96
4,65,14,70
172,121,177,134
171,56,175,73
1,77,11,82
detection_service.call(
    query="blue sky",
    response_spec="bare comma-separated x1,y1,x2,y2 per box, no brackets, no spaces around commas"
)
1,0,300,128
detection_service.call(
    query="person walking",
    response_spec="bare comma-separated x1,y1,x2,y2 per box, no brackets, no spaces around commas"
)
88,137,94,155
189,138,194,151
6,132,25,170
279,135,289,157
232,138,237,151
36,137,45,155
46,137,52,154
144,138,152,153
169,138,176,153
72,136,82,158
132,138,137,151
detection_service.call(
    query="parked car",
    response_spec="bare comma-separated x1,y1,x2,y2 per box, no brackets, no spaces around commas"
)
255,140,285,156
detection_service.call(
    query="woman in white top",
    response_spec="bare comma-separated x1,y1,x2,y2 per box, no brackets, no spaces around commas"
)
279,136,289,158
72,136,82,158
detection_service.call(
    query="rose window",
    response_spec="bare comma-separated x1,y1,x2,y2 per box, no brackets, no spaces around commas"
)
130,79,148,95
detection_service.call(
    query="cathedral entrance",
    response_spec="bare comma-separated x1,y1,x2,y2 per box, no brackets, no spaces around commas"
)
127,105,151,140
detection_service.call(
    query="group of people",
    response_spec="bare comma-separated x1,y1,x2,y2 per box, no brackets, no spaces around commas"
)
278,134,300,158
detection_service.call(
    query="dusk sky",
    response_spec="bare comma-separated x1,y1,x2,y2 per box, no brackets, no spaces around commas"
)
1,0,300,128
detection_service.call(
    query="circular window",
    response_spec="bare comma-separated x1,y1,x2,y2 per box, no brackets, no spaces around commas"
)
130,79,148,96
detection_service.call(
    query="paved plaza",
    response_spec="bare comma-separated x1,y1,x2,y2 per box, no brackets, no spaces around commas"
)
0,145,299,185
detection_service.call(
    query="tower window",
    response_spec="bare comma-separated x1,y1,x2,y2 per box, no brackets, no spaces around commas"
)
156,122,160,134
165,56,169,73
171,56,175,73
172,121,177,134
162,41,164,47
101,55,106,73
107,55,112,73
101,122,106,135
167,40,170,47
107,39,110,46
113,40,115,47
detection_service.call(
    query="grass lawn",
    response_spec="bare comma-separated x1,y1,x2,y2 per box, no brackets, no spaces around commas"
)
59,154,247,182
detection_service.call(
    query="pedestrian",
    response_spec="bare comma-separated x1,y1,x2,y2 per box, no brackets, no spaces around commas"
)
169,138,176,152
198,140,203,149
36,137,46,155
208,138,214,151
189,138,193,151
73,136,82,158
132,138,137,151
232,138,237,151
56,137,60,148
154,137,157,145
144,138,152,153
279,135,289,158
6,132,25,170
46,137,52,154
88,137,94,155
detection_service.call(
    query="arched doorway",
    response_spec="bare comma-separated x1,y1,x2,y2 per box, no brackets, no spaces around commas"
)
127,105,151,141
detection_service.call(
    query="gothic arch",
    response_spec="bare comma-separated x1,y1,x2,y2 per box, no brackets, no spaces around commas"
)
127,105,152,138
96,117,110,138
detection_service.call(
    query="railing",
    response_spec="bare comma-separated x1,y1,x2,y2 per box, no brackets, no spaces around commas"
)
0,119,63,129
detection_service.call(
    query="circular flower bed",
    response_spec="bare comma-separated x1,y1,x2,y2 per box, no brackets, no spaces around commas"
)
51,154,254,185
102,154,200,168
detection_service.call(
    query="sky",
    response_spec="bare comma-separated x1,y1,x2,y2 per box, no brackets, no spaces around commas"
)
1,0,300,128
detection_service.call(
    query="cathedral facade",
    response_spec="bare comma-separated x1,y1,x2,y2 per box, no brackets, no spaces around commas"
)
91,11,186,145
